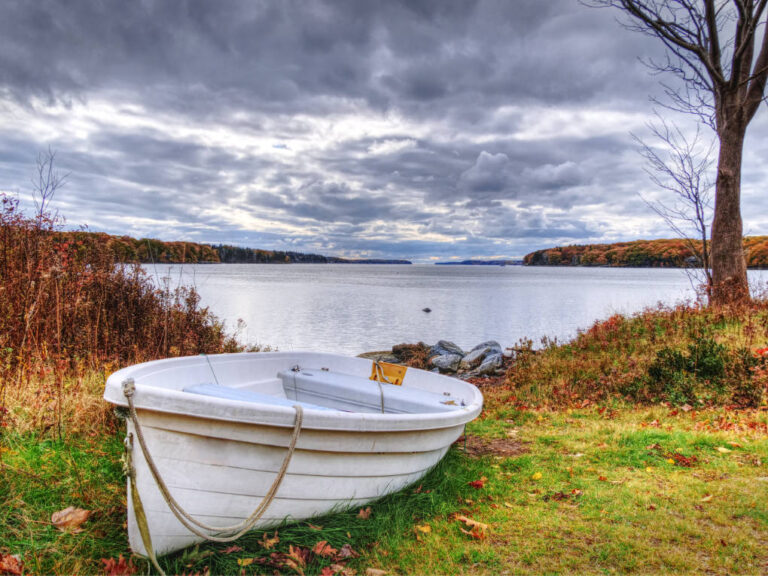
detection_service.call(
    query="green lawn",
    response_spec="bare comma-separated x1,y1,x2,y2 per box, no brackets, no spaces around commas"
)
2,402,767,575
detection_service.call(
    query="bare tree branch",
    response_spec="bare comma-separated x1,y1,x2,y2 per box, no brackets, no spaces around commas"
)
584,0,768,305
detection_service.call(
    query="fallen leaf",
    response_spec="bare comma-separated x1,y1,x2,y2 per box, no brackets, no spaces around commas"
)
357,507,372,519
101,555,137,576
460,527,487,540
415,524,432,534
645,467,653,473
571,489,583,496
701,494,713,502
468,477,487,489
716,447,732,454
681,404,693,412
331,563,356,576
728,442,742,448
259,530,280,549
222,545,243,555
365,569,388,576
51,506,91,533
287,545,309,569
598,475,608,482
0,554,23,576
647,504,657,511
312,540,338,558
454,514,490,536
321,567,336,576
308,524,323,531
531,472,543,480
666,458,676,464
503,502,514,508
338,544,360,559
236,558,254,567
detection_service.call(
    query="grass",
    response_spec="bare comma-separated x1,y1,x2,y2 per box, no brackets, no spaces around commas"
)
3,399,768,574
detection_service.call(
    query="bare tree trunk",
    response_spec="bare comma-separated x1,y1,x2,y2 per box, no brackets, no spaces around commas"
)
710,117,748,305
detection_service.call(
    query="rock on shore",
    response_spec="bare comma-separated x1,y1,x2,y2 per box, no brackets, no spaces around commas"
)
360,339,507,378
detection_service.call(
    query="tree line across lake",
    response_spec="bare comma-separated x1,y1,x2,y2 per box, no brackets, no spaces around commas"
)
524,237,768,269
60,231,411,264
57,231,768,268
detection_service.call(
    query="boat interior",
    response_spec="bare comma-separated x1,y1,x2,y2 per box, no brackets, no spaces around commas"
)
183,365,466,415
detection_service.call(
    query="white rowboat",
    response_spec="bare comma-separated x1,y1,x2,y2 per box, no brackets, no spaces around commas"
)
104,352,483,556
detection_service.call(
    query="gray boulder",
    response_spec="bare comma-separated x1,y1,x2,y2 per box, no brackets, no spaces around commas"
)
459,346,491,371
473,352,504,375
430,340,465,357
431,353,463,372
469,340,502,355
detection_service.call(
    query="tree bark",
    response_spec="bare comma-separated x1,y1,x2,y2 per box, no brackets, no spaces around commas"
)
710,110,749,305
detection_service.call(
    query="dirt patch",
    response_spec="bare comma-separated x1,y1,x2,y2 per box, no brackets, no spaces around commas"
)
457,435,529,458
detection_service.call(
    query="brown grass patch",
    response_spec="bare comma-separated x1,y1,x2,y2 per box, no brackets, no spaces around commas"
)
457,435,529,458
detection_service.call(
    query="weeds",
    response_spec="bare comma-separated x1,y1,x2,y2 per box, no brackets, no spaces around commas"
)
505,301,768,408
0,191,240,435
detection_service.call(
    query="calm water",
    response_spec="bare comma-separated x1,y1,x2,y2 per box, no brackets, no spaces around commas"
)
147,264,768,356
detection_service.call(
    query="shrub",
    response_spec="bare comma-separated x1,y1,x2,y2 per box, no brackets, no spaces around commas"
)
0,191,241,434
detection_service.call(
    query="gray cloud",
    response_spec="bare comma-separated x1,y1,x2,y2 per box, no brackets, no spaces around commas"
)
0,0,764,261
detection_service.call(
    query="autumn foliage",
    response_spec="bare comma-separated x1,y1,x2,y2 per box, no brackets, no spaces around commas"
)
524,237,768,268
0,193,240,431
504,301,768,408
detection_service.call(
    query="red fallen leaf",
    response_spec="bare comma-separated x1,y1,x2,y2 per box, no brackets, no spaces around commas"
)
308,524,323,530
222,545,243,554
598,476,608,482
357,506,372,519
320,567,336,576
101,555,137,576
311,540,338,559
0,554,23,576
468,476,488,489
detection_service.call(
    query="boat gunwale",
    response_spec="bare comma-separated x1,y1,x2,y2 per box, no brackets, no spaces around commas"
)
105,351,484,433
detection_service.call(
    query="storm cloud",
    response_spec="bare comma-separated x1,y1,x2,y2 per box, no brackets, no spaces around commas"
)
0,0,766,261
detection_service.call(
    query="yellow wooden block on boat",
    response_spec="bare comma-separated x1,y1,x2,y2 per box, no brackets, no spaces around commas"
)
370,361,407,386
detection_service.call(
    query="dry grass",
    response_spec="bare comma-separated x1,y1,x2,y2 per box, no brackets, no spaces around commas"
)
504,301,768,409
0,193,241,435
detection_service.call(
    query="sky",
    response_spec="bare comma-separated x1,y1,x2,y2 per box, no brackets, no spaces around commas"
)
0,0,766,262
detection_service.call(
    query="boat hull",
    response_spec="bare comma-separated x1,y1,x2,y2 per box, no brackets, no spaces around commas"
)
127,411,459,555
105,352,483,556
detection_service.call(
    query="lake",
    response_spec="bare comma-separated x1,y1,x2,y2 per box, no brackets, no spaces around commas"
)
147,264,768,356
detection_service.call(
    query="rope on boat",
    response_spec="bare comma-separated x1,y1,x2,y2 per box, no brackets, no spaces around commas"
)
122,378,304,570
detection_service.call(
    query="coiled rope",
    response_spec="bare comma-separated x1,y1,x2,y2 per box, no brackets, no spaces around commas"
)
122,378,304,575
